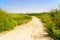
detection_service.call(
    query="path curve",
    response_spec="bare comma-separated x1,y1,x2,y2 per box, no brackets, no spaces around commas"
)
0,16,53,40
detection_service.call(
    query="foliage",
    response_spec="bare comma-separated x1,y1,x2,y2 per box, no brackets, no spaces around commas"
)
0,9,31,33
27,9,60,40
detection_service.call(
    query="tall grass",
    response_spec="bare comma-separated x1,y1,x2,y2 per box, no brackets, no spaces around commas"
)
27,9,60,40
0,8,32,33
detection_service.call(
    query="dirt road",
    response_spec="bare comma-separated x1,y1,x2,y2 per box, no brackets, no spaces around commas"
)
0,16,53,40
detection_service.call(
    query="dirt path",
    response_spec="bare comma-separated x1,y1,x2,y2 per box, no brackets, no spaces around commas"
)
0,16,53,40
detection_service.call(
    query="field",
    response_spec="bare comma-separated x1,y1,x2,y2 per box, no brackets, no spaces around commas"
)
0,8,60,40
0,9,32,33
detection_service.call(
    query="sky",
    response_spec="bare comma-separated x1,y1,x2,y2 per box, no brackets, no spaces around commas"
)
0,0,60,13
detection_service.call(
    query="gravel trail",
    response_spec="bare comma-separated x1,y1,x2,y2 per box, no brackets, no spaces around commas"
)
0,16,53,40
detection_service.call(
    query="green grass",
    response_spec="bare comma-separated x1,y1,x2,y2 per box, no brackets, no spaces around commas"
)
27,10,60,40
0,9,32,33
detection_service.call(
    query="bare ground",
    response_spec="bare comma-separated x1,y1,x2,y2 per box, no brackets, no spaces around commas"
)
0,16,53,40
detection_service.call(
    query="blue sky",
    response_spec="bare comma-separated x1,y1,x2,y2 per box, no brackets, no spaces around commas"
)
0,0,60,13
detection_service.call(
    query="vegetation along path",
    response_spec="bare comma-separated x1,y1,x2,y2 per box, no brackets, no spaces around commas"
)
0,16,53,40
